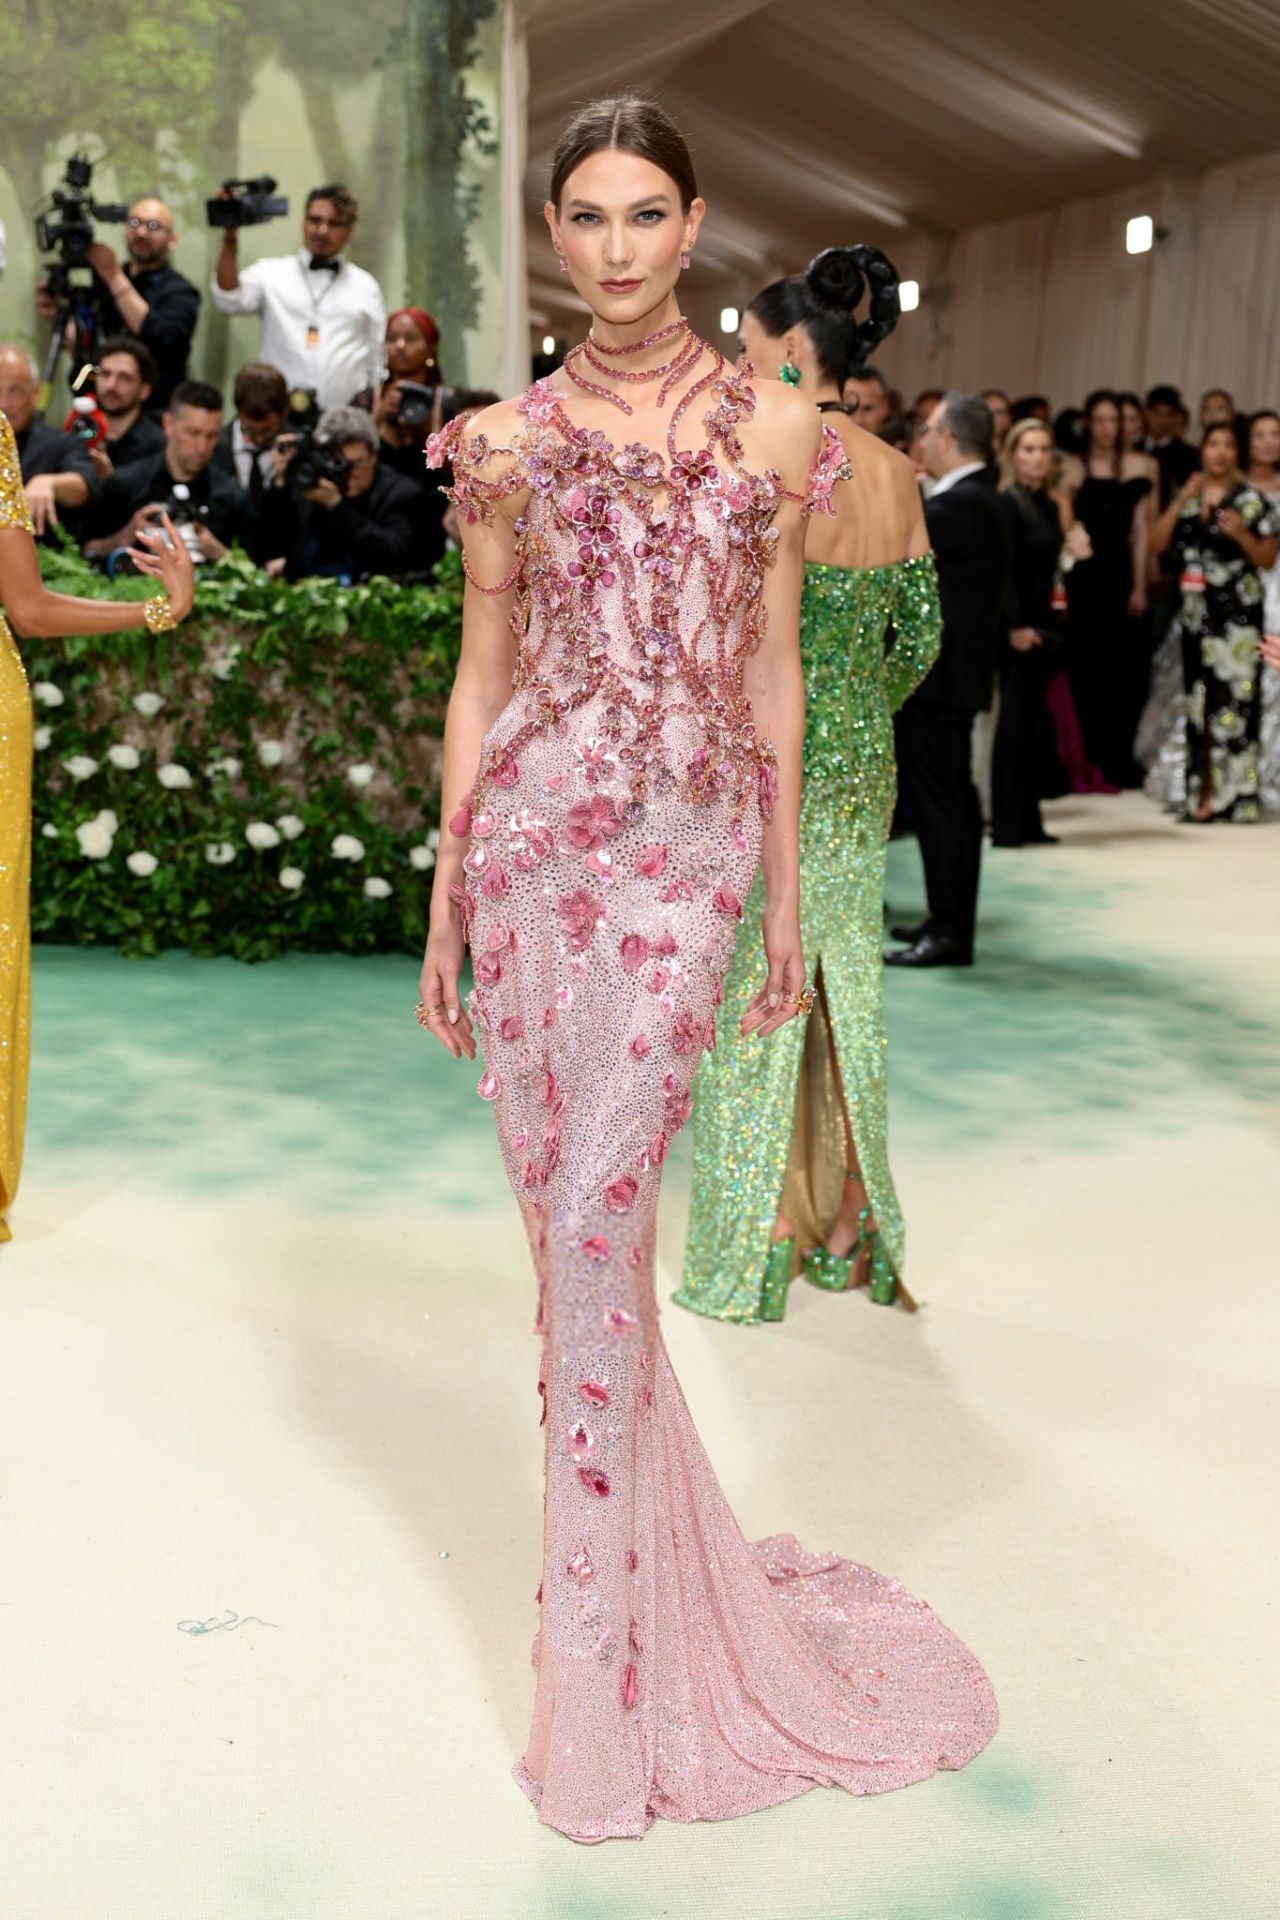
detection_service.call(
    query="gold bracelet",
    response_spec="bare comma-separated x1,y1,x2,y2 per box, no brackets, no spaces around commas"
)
142,594,177,635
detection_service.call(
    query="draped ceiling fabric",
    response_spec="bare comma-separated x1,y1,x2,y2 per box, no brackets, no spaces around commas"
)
509,0,1280,406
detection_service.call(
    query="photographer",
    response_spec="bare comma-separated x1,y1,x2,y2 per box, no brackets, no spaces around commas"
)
211,361,288,503
89,338,166,473
85,379,253,566
35,197,198,411
259,404,418,582
372,307,448,568
0,344,97,539
211,184,385,410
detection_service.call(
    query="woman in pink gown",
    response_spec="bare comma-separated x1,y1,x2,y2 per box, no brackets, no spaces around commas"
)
419,96,997,1843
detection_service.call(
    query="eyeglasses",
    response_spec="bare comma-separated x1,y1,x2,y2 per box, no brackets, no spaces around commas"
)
127,217,170,233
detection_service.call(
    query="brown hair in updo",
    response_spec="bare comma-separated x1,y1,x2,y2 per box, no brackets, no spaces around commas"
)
549,96,698,211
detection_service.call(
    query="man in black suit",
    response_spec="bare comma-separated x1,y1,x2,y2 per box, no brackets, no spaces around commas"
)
888,394,1011,969
0,342,99,543
257,405,422,581
84,379,254,565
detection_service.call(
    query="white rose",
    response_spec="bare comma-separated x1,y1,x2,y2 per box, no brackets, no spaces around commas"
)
75,812,116,859
132,691,166,718
33,726,52,751
245,821,281,851
364,876,392,900
408,844,436,870
205,842,236,866
126,850,158,877
276,813,305,840
279,866,305,891
206,756,242,780
63,755,99,781
346,763,375,789
210,646,241,680
157,762,193,790
427,828,440,850
107,744,141,770
41,823,59,839
97,809,119,834
33,681,65,707
331,833,365,861
257,740,285,767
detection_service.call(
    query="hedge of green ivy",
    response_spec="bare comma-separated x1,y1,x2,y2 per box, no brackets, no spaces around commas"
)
27,543,464,961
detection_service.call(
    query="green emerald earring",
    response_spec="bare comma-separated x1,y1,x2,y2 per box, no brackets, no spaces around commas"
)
779,360,801,387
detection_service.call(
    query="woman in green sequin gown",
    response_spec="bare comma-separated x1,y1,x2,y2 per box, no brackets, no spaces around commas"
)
675,252,941,1323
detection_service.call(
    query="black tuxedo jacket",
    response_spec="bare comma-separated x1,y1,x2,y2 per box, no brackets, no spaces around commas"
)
919,470,1013,712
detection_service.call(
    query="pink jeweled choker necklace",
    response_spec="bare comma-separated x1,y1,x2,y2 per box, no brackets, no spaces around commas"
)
564,316,702,415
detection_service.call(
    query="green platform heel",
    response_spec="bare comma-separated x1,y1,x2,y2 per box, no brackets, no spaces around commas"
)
802,1205,871,1291
759,1236,794,1322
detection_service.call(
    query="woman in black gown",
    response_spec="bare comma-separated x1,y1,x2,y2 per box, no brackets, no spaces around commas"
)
1062,390,1154,786
992,418,1074,845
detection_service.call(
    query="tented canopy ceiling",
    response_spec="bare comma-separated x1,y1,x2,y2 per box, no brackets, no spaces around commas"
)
522,0,1280,337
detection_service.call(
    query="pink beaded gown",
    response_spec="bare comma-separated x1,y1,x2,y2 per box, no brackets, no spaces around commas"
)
427,361,997,1842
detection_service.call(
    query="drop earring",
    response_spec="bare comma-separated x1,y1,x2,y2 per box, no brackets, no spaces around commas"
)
681,250,691,270
557,251,569,274
779,360,801,386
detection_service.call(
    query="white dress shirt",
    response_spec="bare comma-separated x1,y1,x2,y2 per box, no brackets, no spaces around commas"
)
928,460,988,499
211,249,386,409
229,417,275,494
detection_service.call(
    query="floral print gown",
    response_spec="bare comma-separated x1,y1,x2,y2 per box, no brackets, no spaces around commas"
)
428,369,997,1843
1171,482,1277,820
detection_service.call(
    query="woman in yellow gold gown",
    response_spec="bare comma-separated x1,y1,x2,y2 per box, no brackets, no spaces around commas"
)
0,410,193,1241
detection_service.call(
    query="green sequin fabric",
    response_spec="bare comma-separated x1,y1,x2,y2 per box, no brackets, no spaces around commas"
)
674,554,942,1323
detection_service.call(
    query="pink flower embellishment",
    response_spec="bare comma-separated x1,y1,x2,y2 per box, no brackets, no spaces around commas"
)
604,1176,638,1213
671,1011,700,1055
579,1381,609,1408
471,810,496,840
578,1467,611,1498
462,842,490,876
498,1015,524,1042
665,1086,693,1134
659,878,694,903
557,886,606,953
629,1033,651,1058
581,1235,611,1260
635,844,668,878
670,447,718,492
490,757,520,789
584,848,613,879
712,881,744,920
647,965,671,996
564,794,623,851
481,859,509,899
646,1132,668,1168
620,933,650,973
509,809,555,868
477,1070,501,1101
473,951,503,987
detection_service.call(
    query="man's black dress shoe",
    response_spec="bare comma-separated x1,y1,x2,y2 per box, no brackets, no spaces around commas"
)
889,920,928,943
884,932,974,968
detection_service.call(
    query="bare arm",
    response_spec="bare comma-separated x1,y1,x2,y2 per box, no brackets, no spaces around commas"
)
215,228,240,293
0,516,194,638
1151,476,1200,558
1129,478,1152,613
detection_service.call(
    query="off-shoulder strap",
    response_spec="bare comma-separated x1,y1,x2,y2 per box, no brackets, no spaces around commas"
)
0,412,34,533
424,413,524,527
803,423,852,518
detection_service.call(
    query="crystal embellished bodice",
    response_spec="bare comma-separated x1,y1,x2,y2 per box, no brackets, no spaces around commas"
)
429,367,846,841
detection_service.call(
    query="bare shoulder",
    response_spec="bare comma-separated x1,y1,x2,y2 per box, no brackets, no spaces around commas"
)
458,394,525,456
1122,449,1158,483
844,421,918,490
1059,452,1085,492
740,378,821,492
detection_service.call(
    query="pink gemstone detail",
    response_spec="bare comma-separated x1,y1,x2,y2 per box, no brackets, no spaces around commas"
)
567,1548,594,1583
578,1466,610,1498
622,1663,637,1710
579,1381,609,1407
477,1070,501,1101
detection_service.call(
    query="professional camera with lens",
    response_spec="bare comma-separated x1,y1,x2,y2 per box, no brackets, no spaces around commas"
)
286,387,319,434
207,175,289,230
290,431,351,493
393,380,436,431
35,152,127,273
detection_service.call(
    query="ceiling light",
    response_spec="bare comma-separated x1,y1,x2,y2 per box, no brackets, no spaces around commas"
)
541,334,556,356
1126,215,1154,255
899,280,920,313
720,306,740,334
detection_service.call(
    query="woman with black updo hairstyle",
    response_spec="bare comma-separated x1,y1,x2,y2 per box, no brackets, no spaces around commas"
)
675,242,942,1323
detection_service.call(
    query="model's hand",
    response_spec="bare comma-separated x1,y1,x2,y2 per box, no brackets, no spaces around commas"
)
418,905,476,1059
23,474,59,535
741,906,806,1039
127,514,196,621
1260,635,1280,672
1010,626,1042,652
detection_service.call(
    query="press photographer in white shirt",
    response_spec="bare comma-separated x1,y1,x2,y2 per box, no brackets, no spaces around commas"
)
211,184,386,410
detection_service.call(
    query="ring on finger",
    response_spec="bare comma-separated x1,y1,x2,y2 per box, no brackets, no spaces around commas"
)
786,986,816,1015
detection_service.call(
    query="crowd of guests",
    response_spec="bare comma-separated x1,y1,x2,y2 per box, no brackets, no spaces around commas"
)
9,180,497,587
846,372,1280,855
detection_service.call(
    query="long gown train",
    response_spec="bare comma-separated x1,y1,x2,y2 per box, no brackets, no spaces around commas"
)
429,369,997,1841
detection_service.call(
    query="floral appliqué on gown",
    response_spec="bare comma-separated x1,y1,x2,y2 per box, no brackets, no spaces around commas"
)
427,366,997,1841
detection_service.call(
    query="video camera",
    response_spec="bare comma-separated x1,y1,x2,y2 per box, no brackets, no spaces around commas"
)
208,176,289,230
35,153,127,272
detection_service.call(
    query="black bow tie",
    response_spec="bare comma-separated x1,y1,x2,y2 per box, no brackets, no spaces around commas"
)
307,255,340,274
